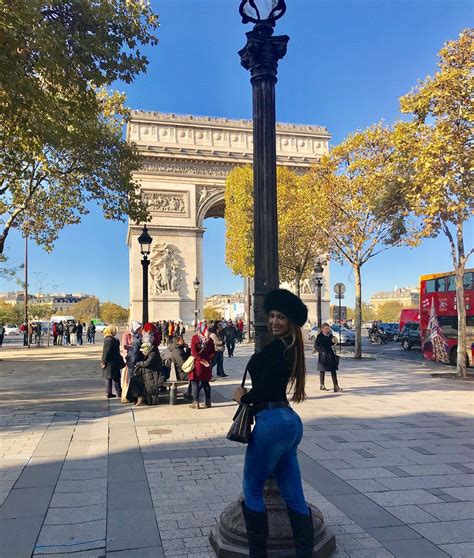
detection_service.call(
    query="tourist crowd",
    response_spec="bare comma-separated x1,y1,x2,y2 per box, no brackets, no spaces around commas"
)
101,318,244,408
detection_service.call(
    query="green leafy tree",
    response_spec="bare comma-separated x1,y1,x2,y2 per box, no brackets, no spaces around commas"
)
392,30,473,377
204,306,221,321
375,302,407,322
306,124,416,358
0,1,159,253
72,297,100,322
225,166,329,295
29,303,53,320
100,302,129,325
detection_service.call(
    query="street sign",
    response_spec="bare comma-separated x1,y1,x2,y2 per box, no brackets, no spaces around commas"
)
335,294,344,300
334,282,346,295
333,306,347,321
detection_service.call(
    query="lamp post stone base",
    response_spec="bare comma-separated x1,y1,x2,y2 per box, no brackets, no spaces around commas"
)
209,480,336,557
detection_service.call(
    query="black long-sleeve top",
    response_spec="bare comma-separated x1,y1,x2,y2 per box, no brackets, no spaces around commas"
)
240,337,291,405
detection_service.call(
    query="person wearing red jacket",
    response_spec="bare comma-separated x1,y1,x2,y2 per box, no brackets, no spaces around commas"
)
189,323,215,409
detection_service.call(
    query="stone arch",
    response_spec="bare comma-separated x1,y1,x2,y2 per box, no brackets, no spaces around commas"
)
197,190,226,227
127,111,332,324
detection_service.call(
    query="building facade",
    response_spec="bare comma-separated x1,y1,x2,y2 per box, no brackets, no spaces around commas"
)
370,287,419,311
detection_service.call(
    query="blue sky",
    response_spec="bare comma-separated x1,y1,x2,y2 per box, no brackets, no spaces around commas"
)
2,0,472,307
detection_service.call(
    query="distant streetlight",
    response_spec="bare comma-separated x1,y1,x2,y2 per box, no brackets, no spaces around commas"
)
193,277,200,328
138,225,152,324
314,260,324,328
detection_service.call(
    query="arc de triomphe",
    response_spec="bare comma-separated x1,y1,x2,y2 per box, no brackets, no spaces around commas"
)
126,111,331,324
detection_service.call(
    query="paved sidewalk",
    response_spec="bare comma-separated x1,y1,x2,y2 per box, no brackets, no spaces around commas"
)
0,343,473,557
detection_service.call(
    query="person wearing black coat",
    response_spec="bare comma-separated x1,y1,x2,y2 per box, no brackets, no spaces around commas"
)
314,323,343,392
101,326,124,399
168,336,191,380
127,343,164,406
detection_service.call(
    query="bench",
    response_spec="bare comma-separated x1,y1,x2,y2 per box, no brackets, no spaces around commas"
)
161,362,189,405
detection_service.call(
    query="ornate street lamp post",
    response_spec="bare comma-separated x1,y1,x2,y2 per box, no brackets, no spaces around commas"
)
193,276,200,328
238,0,288,351
314,261,324,329
138,225,152,324
210,2,335,556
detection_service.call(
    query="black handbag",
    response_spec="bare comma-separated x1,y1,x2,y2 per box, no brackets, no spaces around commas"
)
226,367,253,444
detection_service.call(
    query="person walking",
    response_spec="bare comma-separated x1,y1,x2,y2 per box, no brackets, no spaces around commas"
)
64,322,70,345
101,326,124,399
52,322,58,345
88,321,96,344
224,320,237,358
189,323,215,409
77,322,84,345
0,323,4,348
315,323,343,392
232,289,314,557
70,322,77,346
209,324,227,377
57,321,64,345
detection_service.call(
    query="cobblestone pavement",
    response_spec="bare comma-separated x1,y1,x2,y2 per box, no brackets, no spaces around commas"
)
0,343,473,557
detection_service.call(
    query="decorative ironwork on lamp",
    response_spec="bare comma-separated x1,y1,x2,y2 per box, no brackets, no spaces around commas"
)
239,0,286,26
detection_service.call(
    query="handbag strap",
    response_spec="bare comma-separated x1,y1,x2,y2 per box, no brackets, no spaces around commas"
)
241,365,249,388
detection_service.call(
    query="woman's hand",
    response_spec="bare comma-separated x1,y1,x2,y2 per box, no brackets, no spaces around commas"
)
100,362,106,369
199,359,210,367
233,386,247,403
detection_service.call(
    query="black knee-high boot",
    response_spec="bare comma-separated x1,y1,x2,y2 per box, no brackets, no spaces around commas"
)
319,371,327,390
241,501,268,558
331,371,343,392
287,507,314,558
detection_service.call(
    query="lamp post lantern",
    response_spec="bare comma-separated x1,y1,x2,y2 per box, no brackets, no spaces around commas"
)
314,261,324,329
138,225,152,324
238,0,289,351
193,277,200,328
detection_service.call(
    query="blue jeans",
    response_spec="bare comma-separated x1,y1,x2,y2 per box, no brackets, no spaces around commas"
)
243,407,309,516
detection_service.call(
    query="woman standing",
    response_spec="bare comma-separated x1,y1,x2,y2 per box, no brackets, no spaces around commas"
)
315,323,343,392
101,326,124,399
209,324,227,378
189,324,215,409
233,289,313,557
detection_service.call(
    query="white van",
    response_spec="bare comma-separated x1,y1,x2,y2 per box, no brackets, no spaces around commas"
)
50,315,75,323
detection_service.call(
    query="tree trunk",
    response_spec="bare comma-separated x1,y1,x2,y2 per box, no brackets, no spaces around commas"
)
353,262,362,359
455,266,467,378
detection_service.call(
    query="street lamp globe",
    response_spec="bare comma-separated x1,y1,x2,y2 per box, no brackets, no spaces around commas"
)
138,224,152,256
193,277,200,292
314,260,324,280
239,0,286,25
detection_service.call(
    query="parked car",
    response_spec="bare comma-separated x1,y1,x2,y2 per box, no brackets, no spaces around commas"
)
379,323,400,341
400,322,421,350
91,319,107,333
330,324,356,345
4,324,19,335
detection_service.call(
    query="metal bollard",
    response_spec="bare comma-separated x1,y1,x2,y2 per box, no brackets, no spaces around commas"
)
169,383,177,405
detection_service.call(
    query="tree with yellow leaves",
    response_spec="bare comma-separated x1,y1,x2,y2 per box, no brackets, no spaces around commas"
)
225,166,329,296
392,29,473,377
305,124,415,358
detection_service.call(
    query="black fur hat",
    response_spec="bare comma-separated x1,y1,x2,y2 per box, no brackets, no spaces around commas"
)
263,289,308,327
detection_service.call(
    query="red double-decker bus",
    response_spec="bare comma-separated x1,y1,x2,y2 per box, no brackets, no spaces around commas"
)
419,269,474,366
